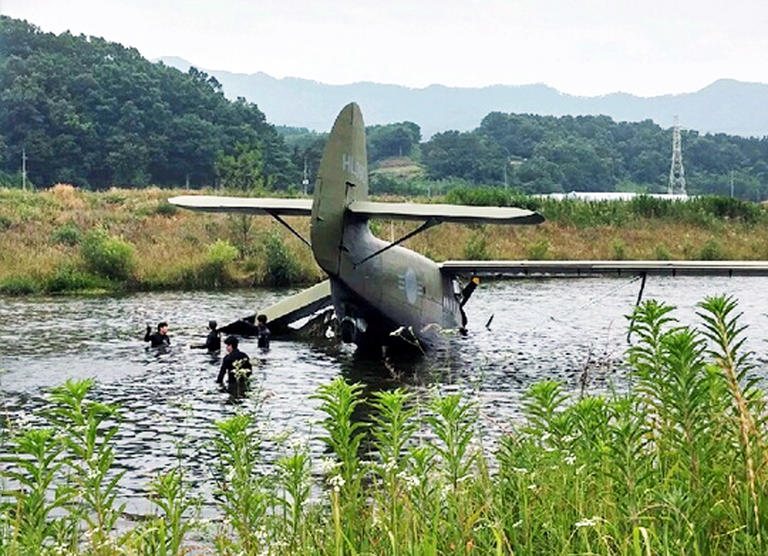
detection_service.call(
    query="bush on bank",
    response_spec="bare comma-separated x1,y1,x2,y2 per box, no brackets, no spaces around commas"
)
1,294,767,554
81,228,136,281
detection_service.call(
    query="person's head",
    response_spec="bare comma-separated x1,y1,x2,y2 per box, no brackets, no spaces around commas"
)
208,320,217,331
257,314,267,325
158,321,168,334
224,336,239,353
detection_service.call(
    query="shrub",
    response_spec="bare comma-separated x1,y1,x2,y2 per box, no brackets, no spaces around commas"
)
207,239,239,268
199,239,239,287
699,238,725,260
692,195,762,223
463,230,490,260
0,213,12,231
527,239,550,260
81,228,136,281
612,239,627,260
629,194,671,218
263,232,301,286
45,266,109,292
0,276,41,295
654,244,671,260
154,201,178,216
51,222,82,246
446,185,541,210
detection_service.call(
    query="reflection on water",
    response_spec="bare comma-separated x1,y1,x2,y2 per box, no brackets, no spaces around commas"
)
1,277,767,515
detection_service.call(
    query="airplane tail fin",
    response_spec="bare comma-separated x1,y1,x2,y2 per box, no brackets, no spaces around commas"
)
310,102,368,275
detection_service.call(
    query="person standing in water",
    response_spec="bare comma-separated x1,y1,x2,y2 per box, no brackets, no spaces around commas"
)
217,336,252,396
144,321,170,347
190,320,221,352
256,314,271,350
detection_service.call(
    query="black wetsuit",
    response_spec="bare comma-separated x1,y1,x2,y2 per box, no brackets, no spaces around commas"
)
217,348,252,395
145,329,170,347
192,330,221,352
257,324,271,350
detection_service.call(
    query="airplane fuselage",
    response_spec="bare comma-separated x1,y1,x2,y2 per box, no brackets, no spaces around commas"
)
309,103,463,350
329,220,464,349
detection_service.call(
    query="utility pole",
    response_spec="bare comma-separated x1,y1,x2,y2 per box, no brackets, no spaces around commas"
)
501,147,509,189
21,148,27,191
730,170,734,198
668,116,686,195
302,155,309,195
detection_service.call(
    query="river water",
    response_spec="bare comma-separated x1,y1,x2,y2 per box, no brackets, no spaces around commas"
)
1,276,768,516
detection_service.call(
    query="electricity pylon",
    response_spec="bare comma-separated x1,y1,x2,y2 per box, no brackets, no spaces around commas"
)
668,116,686,195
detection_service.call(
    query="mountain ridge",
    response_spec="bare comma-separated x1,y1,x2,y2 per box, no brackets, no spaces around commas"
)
157,56,768,139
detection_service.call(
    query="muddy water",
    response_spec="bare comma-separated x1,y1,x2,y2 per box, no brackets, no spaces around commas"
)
1,276,767,515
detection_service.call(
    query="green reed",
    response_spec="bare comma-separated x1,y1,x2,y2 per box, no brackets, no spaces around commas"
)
2,293,768,554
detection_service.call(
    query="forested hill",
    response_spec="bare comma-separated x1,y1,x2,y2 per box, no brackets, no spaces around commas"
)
419,113,768,199
0,17,297,189
279,113,768,200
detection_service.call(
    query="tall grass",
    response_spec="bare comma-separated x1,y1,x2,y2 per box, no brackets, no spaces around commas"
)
446,185,768,227
1,186,768,295
2,293,766,553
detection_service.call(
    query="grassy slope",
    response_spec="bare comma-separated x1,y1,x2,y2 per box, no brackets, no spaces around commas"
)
1,186,767,295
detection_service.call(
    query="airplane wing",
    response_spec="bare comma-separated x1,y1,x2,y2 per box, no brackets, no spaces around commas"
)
347,201,543,225
218,280,332,336
169,195,312,216
439,260,768,277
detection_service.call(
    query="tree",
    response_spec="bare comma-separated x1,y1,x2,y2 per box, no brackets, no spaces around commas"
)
0,16,297,189
215,142,266,190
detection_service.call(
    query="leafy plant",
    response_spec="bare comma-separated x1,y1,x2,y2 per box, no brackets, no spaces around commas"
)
263,231,301,286
463,229,490,260
81,228,136,281
51,222,82,246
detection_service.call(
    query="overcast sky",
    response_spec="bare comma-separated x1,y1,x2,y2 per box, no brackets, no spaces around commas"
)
2,0,767,97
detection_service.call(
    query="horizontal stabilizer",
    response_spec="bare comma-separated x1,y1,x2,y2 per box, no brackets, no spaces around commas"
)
440,260,768,277
347,201,543,225
169,195,312,216
219,280,332,336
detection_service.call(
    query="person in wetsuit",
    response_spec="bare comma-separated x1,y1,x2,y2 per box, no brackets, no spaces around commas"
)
256,314,271,350
190,320,221,352
216,336,252,396
144,321,170,347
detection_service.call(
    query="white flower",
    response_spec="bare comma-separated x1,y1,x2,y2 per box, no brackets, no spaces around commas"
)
290,435,307,450
511,467,528,474
397,471,419,490
564,455,576,465
527,484,538,491
512,519,523,528
574,516,602,528
319,457,340,475
328,474,345,492
255,527,268,543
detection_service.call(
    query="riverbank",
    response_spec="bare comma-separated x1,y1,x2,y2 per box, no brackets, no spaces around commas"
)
1,185,767,295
